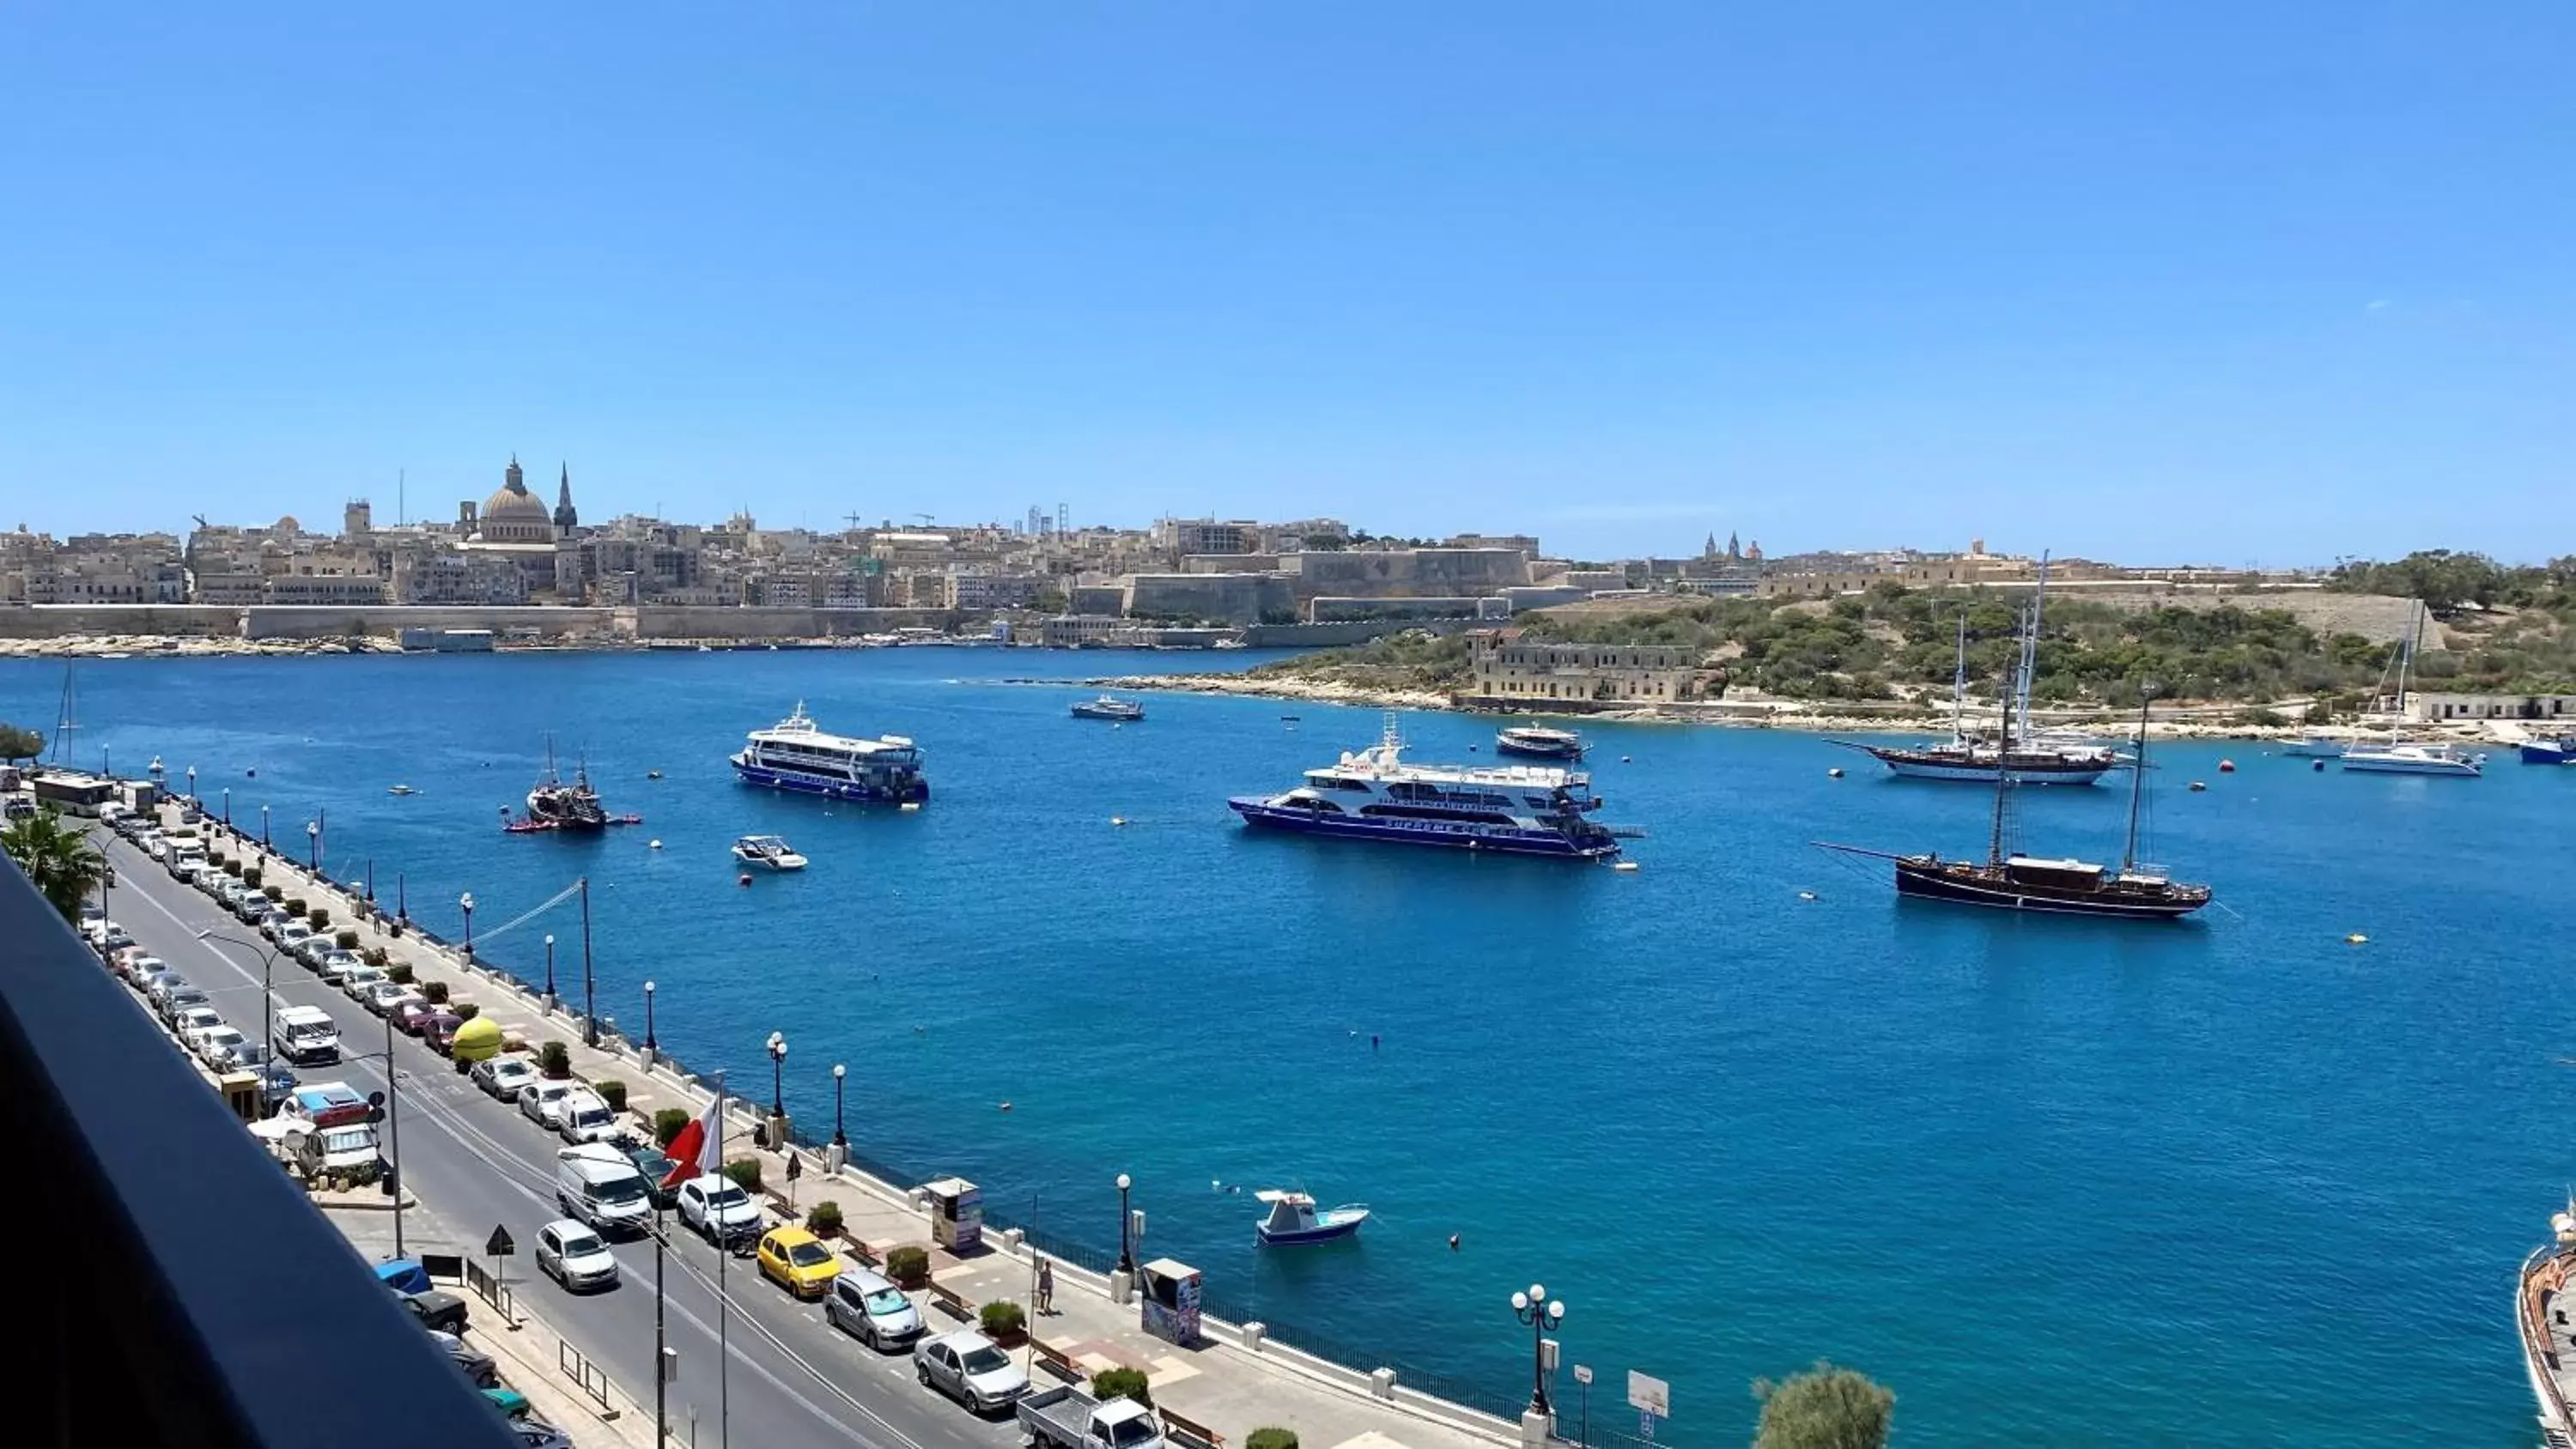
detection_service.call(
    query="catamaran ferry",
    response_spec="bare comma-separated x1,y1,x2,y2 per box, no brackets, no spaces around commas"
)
730,703,928,803
1228,716,1633,859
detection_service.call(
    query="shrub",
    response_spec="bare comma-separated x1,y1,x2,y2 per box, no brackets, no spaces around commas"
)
596,1079,627,1113
723,1157,762,1193
979,1300,1026,1339
263,885,283,901
885,1245,930,1288
454,1002,480,1021
307,907,330,929
1247,1430,1298,1449
807,1200,844,1237
222,859,243,878
653,1107,690,1148
421,979,450,1004
1091,1367,1152,1409
335,929,359,949
387,962,415,985
242,866,263,888
361,947,389,967
538,1040,572,1079
283,896,306,915
1752,1362,1893,1449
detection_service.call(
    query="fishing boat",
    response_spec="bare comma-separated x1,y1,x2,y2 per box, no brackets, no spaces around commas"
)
1834,613,2118,785
2519,737,2575,766
2517,1196,2576,1447
1229,714,1636,860
2340,604,2482,778
731,701,929,803
1254,1190,1369,1246
526,737,611,828
1495,725,1586,761
1820,559,2212,921
1071,695,1145,722
731,834,808,871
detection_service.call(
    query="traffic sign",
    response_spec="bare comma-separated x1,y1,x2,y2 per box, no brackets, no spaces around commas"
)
485,1223,516,1257
1573,1365,1594,1386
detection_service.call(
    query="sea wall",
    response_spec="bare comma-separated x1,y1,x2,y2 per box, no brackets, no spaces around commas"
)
244,605,618,640
631,605,963,639
0,603,243,638
1238,618,1485,648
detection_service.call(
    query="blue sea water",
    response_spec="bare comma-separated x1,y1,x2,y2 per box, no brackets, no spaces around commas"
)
8,648,2571,1445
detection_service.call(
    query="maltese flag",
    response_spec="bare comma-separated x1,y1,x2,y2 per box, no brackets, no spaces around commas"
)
660,1091,725,1191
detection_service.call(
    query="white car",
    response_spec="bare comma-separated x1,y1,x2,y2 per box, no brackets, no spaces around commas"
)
472,1056,538,1101
193,1025,248,1068
519,1080,576,1129
913,1329,1030,1414
362,982,422,1018
554,1089,618,1145
276,923,315,954
310,949,361,984
142,834,169,861
533,1218,621,1293
294,935,340,967
675,1173,763,1245
338,966,386,1000
173,1008,227,1052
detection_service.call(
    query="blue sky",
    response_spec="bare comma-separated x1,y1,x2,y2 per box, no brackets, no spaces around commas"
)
3,3,2568,565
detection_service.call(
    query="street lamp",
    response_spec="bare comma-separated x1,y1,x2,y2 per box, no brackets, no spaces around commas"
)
642,980,657,1052
220,786,230,828
1116,1173,1135,1276
831,1064,847,1147
459,892,475,962
185,765,197,803
766,1032,787,1118
543,934,556,1006
260,803,270,852
1510,1283,1566,1417
306,820,319,872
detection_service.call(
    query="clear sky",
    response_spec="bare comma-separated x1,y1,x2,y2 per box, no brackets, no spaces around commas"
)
3,3,2568,565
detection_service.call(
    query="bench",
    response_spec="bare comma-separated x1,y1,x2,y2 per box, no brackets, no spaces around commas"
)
1158,1409,1226,1449
1030,1337,1083,1384
926,1278,975,1321
842,1238,882,1269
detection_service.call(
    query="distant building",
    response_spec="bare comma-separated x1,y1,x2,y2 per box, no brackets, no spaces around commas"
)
1151,518,1261,557
2408,693,2576,723
1463,629,1698,705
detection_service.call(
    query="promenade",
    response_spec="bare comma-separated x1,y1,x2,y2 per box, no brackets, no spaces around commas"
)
115,798,1536,1449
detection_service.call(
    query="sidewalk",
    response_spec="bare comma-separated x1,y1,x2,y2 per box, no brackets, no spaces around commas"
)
186,807,1525,1449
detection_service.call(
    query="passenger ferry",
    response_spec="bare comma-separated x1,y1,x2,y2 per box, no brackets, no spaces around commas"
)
729,703,929,803
1228,716,1631,860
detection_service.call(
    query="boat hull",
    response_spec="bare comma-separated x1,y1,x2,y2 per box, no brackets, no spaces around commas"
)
2339,755,2481,777
1892,860,2209,919
1228,797,1618,859
1870,750,2112,785
2521,1247,2576,1446
732,758,930,803
1258,1221,1365,1246
2521,741,2575,766
2281,738,2345,758
1072,704,1144,721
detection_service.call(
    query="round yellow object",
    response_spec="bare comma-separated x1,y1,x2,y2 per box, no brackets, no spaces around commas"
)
448,1016,504,1063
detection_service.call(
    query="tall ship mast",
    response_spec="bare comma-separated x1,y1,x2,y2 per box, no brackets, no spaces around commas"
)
1832,590,2120,786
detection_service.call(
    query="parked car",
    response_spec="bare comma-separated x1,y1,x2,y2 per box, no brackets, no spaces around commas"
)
533,1218,621,1293
518,1079,576,1129
115,951,166,984
158,988,216,1027
337,965,387,1000
391,1282,468,1334
554,1089,618,1145
231,892,271,923
756,1226,841,1300
675,1173,762,1246
310,949,361,983
253,907,293,937
172,1007,227,1051
425,1328,497,1389
295,934,341,967
913,1329,1029,1414
392,998,440,1036
423,1012,467,1054
1018,1385,1166,1449
191,1024,248,1068
471,1055,538,1102
135,968,187,1003
275,922,315,955
509,1420,575,1449
622,1142,680,1210
826,1267,924,1350
278,1080,370,1130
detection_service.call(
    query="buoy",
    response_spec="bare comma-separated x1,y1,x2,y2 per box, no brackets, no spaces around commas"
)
1620,755,1632,763
246,767,256,778
647,770,663,780
1827,767,1844,779
647,839,663,850
2219,759,2236,773
1611,860,1640,872
1797,890,1817,901
1110,816,1127,827
2346,933,2369,945
2188,781,2208,791
2312,759,2325,772
738,873,752,886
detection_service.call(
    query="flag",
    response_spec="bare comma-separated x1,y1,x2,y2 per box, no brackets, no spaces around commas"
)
660,1090,723,1191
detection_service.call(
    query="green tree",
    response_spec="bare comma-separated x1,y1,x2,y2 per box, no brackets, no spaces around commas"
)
1752,1362,1892,1449
1,807,109,924
0,722,41,763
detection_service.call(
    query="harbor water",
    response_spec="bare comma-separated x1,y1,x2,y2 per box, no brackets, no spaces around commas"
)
9,648,2570,1445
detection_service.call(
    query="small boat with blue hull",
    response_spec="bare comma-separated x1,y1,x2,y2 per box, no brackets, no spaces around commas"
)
731,702,929,804
1255,1190,1368,1246
1071,695,1145,722
2521,737,2576,766
1229,716,1633,861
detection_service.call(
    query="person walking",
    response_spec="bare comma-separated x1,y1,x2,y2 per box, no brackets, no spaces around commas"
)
1037,1257,1055,1316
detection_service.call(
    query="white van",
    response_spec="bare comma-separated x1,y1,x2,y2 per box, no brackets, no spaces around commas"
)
555,1089,618,1145
272,1004,341,1065
556,1143,654,1235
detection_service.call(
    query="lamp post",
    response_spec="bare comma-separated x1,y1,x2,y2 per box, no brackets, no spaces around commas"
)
642,980,657,1052
185,764,196,803
766,1032,787,1118
831,1064,847,1147
1510,1283,1565,1417
1116,1173,1136,1276
220,786,229,828
542,934,556,1007
306,820,319,872
459,892,475,962
579,877,596,1048
260,803,270,852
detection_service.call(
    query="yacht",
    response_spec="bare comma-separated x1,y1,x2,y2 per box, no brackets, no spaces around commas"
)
732,834,808,871
2518,1197,2576,1447
1495,725,1586,761
2282,735,2347,758
730,702,929,803
1838,615,2118,785
2340,742,2483,777
1228,715,1633,860
1071,695,1145,722
2519,737,2575,766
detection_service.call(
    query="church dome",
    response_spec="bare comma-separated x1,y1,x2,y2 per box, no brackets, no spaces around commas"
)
484,455,550,523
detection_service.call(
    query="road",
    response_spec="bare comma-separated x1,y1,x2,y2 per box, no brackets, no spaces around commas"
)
103,830,1025,1449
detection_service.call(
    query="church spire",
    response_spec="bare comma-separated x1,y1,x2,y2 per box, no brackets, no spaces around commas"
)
553,462,579,532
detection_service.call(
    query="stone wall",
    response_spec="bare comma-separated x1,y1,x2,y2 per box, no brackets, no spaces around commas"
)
1284,549,1533,599
0,603,243,638
245,605,617,640
1124,573,1295,624
1239,619,1486,648
1307,596,1498,622
631,605,962,640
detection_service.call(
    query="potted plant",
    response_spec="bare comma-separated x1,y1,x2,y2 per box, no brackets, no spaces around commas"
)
723,1158,762,1193
283,896,306,915
1091,1367,1152,1409
653,1107,690,1148
262,885,283,901
1248,1432,1297,1449
421,980,450,1005
242,866,264,888
885,1245,930,1289
807,1200,844,1239
307,907,330,930
361,947,389,967
538,1040,572,1079
387,962,415,985
453,1002,480,1021
979,1300,1027,1346
595,1079,627,1113
335,929,359,949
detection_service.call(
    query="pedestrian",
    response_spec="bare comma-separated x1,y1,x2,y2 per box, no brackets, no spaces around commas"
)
1037,1257,1055,1315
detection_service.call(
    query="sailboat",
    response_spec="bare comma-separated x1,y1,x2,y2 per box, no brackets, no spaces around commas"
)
1833,609,2119,785
1820,561,2212,921
2340,602,2482,778
524,737,611,828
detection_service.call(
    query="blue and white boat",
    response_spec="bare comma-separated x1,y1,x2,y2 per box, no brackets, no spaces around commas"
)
2520,737,2576,766
730,703,929,803
1255,1190,1369,1246
1228,716,1632,860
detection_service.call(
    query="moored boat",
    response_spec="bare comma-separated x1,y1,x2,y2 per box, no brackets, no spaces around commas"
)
1229,714,1633,860
731,834,808,871
1495,725,1585,760
2518,1198,2576,1446
731,701,929,804
2341,742,2482,777
2520,737,2576,766
1071,695,1145,722
1255,1190,1369,1246
2282,736,2346,758
526,737,611,828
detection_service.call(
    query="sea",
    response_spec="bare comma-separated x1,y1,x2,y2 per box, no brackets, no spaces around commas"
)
7,646,2569,1446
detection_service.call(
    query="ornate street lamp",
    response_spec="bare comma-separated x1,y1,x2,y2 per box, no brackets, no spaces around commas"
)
642,980,657,1052
459,891,476,961
1511,1283,1566,1416
831,1064,847,1147
306,820,319,871
766,1031,787,1117
543,933,556,1005
1116,1173,1136,1276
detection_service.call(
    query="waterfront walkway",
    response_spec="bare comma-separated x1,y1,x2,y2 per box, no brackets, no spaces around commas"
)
169,803,1525,1449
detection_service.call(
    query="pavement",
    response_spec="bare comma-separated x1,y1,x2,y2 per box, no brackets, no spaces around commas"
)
103,803,1523,1449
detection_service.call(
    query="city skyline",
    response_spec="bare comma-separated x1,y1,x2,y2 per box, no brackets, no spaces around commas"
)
3,4,2569,564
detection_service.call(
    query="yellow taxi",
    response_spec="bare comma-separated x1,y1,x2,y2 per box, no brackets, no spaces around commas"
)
756,1225,841,1300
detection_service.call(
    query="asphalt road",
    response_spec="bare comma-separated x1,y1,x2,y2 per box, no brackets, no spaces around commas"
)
103,829,1026,1449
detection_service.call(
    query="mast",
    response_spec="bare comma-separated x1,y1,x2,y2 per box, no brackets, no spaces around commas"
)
1949,613,1968,743
1987,602,2025,867
2121,688,2153,873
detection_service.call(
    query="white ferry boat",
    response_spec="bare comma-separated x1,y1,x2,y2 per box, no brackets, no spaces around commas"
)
1228,716,1631,860
729,703,928,803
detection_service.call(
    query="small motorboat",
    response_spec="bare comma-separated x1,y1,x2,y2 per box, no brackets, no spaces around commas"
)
2282,735,2345,758
1254,1189,1368,1246
387,785,418,796
1496,725,1586,761
1072,695,1145,722
732,834,808,871
2520,737,2576,766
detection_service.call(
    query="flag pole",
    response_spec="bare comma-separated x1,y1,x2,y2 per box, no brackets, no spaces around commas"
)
714,1069,729,1449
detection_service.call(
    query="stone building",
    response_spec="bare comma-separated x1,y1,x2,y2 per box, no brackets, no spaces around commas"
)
2408,692,2576,723
1462,629,1699,706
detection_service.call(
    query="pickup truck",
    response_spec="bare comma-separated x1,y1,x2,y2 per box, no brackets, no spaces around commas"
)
1017,1386,1166,1449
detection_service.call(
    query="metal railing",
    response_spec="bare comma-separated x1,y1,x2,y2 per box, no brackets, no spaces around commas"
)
557,1338,618,1416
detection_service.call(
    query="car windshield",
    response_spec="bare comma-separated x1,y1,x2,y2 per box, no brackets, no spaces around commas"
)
572,1106,610,1125
864,1288,908,1315
562,1233,605,1258
632,1153,674,1179
1109,1416,1159,1448
787,1242,832,1267
960,1346,1011,1374
596,1176,647,1203
709,1185,748,1209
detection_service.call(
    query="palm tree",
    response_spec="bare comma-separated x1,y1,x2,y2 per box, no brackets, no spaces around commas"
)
0,807,108,924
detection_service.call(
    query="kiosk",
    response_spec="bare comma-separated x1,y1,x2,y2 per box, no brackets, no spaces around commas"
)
923,1178,983,1252
1140,1258,1202,1346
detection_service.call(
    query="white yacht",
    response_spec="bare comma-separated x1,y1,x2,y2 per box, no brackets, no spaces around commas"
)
2339,742,2483,778
732,834,808,871
730,702,929,803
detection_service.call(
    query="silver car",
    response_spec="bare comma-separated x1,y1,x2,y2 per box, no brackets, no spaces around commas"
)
914,1329,1028,1413
827,1268,924,1351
